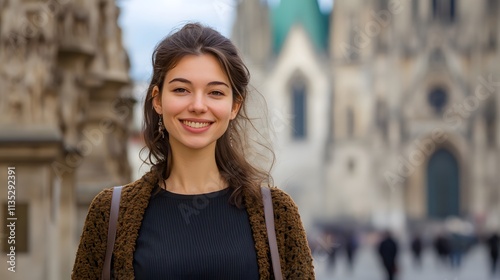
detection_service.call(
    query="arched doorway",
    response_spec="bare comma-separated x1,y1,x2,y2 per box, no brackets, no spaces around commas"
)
427,148,460,219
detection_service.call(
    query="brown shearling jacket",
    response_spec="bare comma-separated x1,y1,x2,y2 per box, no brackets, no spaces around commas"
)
72,171,315,279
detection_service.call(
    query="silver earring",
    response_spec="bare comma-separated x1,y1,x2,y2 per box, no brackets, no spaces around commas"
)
158,115,165,138
229,122,233,148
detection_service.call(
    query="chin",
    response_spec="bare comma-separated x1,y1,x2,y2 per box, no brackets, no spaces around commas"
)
183,141,215,150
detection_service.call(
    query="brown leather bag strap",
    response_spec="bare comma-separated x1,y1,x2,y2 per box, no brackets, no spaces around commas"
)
261,187,283,280
102,186,122,280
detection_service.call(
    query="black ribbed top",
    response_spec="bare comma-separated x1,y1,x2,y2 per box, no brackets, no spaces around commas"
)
133,186,259,279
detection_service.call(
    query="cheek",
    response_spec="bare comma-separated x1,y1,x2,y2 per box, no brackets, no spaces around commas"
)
162,97,183,115
214,102,236,119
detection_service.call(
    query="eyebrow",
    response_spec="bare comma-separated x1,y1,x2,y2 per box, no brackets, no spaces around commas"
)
168,78,229,88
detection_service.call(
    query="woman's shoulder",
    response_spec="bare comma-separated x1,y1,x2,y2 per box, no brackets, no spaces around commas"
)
87,171,157,211
87,187,114,212
268,187,300,214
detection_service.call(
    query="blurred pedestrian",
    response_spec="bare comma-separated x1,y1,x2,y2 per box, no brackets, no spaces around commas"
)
449,232,467,269
378,231,399,280
433,233,450,266
486,232,499,275
410,234,423,268
344,230,358,272
325,232,338,270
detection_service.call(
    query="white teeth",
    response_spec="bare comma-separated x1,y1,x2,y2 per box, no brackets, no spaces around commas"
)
182,121,210,128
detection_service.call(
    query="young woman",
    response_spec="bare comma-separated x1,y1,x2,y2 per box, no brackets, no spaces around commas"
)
72,23,315,279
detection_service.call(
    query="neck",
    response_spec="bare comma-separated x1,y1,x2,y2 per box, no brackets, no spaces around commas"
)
163,142,226,195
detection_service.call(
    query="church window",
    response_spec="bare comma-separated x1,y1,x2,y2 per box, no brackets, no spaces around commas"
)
400,119,408,142
291,77,307,139
450,0,456,21
488,0,499,16
432,0,456,23
485,99,496,147
412,0,419,20
432,0,438,18
428,87,448,114
379,0,388,10
488,30,497,50
376,100,388,140
347,107,355,138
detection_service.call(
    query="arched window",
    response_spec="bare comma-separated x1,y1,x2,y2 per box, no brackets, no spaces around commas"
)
450,0,456,21
376,100,388,140
290,76,307,139
412,0,419,20
347,107,355,138
379,0,388,10
485,98,496,147
488,29,497,50
428,87,448,114
432,0,456,23
488,0,499,16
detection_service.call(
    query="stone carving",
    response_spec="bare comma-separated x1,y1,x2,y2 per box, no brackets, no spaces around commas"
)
3,75,28,123
107,124,131,183
0,1,131,279
25,50,52,121
103,1,128,75
1,33,28,123
58,1,91,48
0,1,57,124
59,71,86,149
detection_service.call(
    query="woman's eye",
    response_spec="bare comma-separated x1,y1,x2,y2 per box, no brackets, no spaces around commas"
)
210,91,224,96
173,88,187,93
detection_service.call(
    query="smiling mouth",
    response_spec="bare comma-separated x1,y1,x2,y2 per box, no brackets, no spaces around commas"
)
181,120,212,128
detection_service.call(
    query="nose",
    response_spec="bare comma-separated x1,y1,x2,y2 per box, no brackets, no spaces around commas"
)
188,92,208,114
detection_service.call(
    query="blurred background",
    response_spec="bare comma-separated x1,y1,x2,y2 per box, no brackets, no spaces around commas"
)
1,0,499,279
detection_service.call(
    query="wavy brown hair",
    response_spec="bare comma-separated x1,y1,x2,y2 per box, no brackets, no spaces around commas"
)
142,23,273,206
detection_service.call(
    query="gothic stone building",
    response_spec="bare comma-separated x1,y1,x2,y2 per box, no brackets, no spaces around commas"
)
233,0,500,233
0,0,132,279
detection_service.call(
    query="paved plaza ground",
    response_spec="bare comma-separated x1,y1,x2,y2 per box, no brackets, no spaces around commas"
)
314,245,498,280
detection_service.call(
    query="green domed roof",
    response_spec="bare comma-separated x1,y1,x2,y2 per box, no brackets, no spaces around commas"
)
271,0,330,54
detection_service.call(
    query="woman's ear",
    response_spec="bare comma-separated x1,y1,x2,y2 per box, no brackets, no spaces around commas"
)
230,99,242,120
152,85,162,114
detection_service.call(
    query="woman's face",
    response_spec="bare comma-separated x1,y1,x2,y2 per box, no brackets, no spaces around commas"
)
153,54,240,152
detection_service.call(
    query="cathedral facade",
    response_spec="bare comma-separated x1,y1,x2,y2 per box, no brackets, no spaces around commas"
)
0,0,132,279
232,0,500,233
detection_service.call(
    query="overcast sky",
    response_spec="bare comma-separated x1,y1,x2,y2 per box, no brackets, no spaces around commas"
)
118,0,333,82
